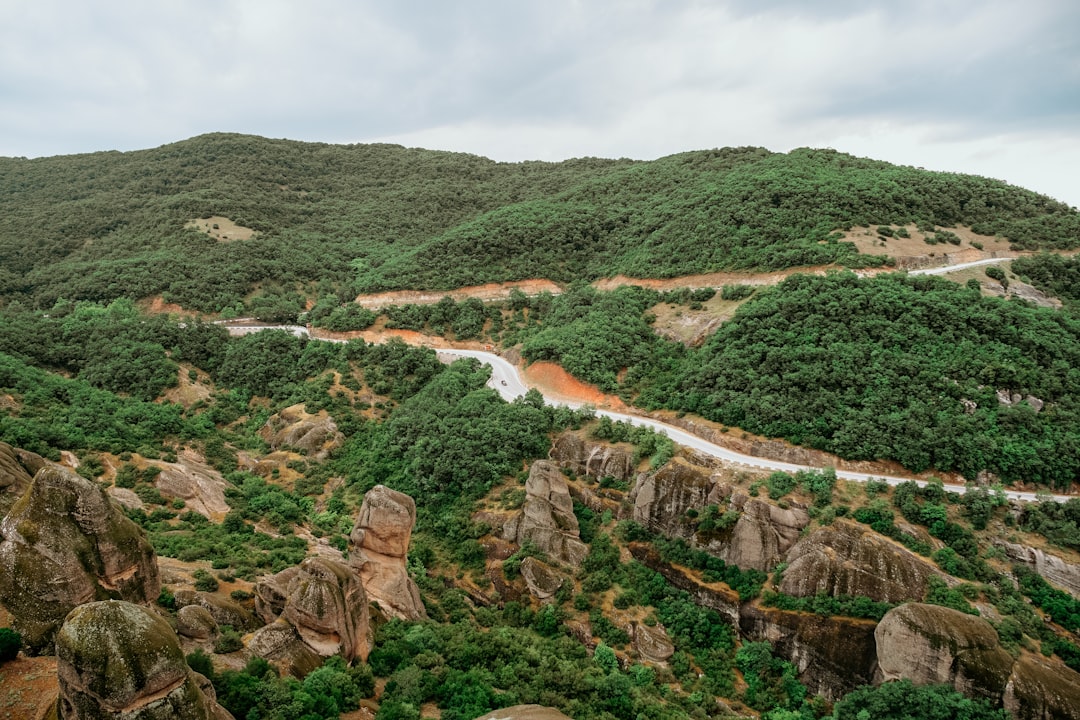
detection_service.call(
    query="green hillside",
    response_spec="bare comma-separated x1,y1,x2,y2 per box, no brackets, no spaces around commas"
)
1,135,1077,313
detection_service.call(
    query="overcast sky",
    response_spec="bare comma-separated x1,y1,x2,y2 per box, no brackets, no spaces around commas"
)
2,0,1078,206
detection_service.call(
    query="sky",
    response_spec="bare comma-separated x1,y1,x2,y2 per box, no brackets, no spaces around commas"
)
2,0,1079,207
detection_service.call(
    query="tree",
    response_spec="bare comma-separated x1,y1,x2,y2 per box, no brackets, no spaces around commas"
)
0,628,21,662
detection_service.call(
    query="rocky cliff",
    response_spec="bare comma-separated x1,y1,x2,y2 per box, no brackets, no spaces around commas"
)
0,465,160,653
349,485,426,620
780,519,945,604
55,600,233,720
0,441,43,516
632,457,808,572
549,432,636,482
259,404,344,460
999,541,1080,599
503,461,588,567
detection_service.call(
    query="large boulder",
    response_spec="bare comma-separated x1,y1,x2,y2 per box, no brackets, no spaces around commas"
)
259,404,344,459
719,496,809,572
176,605,218,640
875,603,1014,702
473,707,572,720
55,600,233,720
632,457,725,538
349,485,426,620
173,591,256,632
630,621,675,665
282,557,369,663
246,619,323,678
254,565,301,624
503,461,588,567
0,465,160,653
549,433,636,482
520,556,565,602
739,603,879,700
1003,653,1080,720
780,519,946,604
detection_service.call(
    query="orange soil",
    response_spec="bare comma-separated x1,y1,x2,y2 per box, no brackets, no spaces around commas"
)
355,279,562,308
523,361,628,411
140,295,190,315
0,655,58,720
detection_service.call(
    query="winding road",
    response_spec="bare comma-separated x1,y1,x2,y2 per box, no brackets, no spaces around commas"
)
223,323,1072,503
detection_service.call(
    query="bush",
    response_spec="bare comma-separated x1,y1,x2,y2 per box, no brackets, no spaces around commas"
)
193,569,220,593
214,626,243,654
0,628,21,662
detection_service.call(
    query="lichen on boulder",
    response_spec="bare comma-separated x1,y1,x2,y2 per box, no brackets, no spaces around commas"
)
55,600,233,719
0,465,160,653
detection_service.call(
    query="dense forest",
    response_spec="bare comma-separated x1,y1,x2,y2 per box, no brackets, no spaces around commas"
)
1,134,1078,313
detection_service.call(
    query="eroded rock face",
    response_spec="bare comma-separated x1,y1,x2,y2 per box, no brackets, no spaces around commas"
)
254,565,301,625
56,600,233,720
875,603,1014,702
719,497,808,572
0,465,160,652
246,619,323,678
174,591,256,632
473,706,572,720
630,621,675,664
260,404,344,460
740,603,878,700
550,433,635,482
152,450,230,520
349,485,425,620
282,557,369,663
1004,654,1080,720
1000,541,1080,599
780,519,945,604
632,457,725,538
0,441,42,515
176,605,218,640
503,461,588,567
520,556,565,602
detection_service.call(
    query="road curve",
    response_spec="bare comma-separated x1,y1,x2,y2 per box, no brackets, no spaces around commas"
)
909,257,1015,276
227,324,1072,503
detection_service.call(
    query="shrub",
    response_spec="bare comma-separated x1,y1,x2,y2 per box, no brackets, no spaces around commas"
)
0,628,21,662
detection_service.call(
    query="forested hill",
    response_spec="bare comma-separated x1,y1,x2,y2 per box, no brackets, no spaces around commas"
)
1,133,1078,313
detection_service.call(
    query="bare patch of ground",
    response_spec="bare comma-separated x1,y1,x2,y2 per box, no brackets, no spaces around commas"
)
927,261,1062,308
0,655,58,720
522,362,627,412
356,279,562,309
161,364,214,408
186,216,257,242
649,293,757,346
140,295,192,316
842,224,1015,267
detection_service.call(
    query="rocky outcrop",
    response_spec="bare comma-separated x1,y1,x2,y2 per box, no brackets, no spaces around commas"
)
1004,654,1080,720
278,557,369,663
246,619,323,678
0,441,42,515
875,603,1014,702
630,621,675,664
520,556,565,602
0,465,160,653
56,600,233,720
473,706,572,720
632,457,726,539
349,485,425,620
173,591,256,632
780,519,945,604
176,605,218,640
259,404,344,459
254,565,301,625
632,457,807,571
152,450,230,520
550,433,635,482
504,461,588,567
999,541,1080,599
629,543,741,624
740,603,879,700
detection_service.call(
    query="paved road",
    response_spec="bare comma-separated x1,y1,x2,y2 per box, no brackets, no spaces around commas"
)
227,304,1074,504
910,257,1014,276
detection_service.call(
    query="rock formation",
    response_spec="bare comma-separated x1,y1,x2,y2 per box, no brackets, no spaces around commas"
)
503,461,588,567
259,404,344,459
254,565,301,625
173,591,256,632
740,603,879,700
349,485,426,620
999,541,1080,599
1003,654,1080,720
549,432,635,482
520,556,565,602
630,621,675,664
875,603,1014,702
0,441,43,515
152,450,230,520
0,465,160,652
176,605,218,640
55,600,233,720
246,619,323,678
780,519,945,604
632,457,807,571
255,557,369,664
